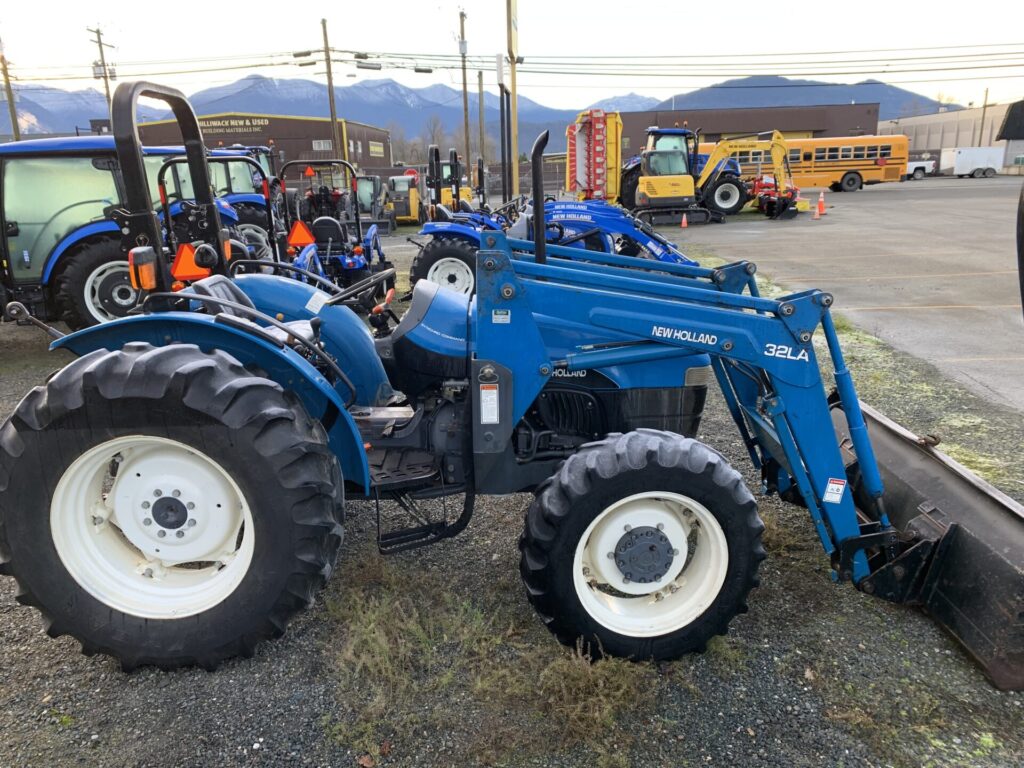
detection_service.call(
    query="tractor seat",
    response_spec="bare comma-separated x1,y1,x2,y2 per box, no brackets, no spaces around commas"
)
185,275,317,346
311,216,349,251
458,199,474,214
433,204,453,222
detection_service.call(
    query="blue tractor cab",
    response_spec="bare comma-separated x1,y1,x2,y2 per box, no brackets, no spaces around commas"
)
0,136,248,328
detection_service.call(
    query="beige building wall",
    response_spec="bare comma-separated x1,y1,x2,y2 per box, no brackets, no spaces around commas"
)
878,103,1010,159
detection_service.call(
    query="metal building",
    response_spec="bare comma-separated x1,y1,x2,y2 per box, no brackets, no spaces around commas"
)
617,103,880,153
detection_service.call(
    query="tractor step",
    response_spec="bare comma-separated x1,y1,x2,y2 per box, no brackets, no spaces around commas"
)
374,487,476,554
368,447,439,491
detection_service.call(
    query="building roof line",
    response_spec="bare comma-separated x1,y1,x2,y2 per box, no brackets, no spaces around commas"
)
139,112,387,132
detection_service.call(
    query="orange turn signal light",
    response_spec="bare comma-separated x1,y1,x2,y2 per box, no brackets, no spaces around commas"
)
353,245,364,255
128,246,159,291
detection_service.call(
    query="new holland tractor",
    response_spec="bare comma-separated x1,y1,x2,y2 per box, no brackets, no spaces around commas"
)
1,83,1022,690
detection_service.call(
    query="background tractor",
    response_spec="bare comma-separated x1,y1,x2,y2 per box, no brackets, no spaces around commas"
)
1,83,1022,694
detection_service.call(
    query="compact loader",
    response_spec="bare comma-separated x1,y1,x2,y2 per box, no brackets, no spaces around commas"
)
1,83,1022,689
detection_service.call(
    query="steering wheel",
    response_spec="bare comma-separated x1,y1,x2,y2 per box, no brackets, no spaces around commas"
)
325,267,396,306
544,221,565,241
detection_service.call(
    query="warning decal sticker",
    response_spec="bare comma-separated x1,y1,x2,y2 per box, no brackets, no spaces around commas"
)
823,477,847,504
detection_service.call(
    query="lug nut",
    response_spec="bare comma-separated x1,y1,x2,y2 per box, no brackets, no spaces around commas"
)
143,518,152,526
671,548,680,556
176,531,185,539
143,568,153,578
153,489,162,497
157,530,166,538
607,552,614,559
657,523,664,531
187,519,197,528
142,501,150,509
623,524,632,532
172,489,181,498
186,502,195,510
91,515,104,526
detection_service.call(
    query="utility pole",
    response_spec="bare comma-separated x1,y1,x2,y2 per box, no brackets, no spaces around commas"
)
321,19,342,159
977,87,990,147
87,26,114,112
459,11,471,170
506,0,519,195
477,70,485,168
0,37,18,141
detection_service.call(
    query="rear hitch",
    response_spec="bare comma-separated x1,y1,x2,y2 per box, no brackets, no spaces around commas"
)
3,301,65,340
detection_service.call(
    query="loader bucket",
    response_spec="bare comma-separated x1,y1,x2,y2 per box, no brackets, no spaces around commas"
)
833,402,1024,689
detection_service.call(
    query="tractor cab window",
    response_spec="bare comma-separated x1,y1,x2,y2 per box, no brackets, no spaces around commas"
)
643,150,689,177
355,178,376,213
214,160,261,196
652,135,688,152
389,176,412,193
2,156,118,282
440,162,456,185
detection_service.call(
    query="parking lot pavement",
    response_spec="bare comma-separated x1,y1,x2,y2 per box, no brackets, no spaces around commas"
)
672,176,1024,412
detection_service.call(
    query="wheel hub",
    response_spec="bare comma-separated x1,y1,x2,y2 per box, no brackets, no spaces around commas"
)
614,526,675,584
152,496,189,529
96,269,136,310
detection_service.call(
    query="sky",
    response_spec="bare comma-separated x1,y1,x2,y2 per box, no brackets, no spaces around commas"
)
1,0,1022,109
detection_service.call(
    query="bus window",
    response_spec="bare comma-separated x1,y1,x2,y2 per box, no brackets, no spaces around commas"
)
814,148,826,161
827,147,839,161
737,152,750,164
840,147,853,159
880,145,892,158
867,146,878,159
854,147,866,159
789,149,801,163
803,151,812,162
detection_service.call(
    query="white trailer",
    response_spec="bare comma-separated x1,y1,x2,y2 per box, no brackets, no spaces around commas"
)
938,147,1004,178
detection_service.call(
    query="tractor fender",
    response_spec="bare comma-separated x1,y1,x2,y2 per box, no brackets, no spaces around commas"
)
50,313,373,493
233,273,396,407
361,224,381,258
418,221,482,245
41,221,121,284
222,193,268,208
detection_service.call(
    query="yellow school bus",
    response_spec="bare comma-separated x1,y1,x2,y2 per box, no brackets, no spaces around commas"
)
699,135,909,192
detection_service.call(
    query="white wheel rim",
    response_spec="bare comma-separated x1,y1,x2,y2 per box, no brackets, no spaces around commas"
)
714,184,739,208
573,491,729,638
50,435,255,619
426,257,475,294
82,260,137,324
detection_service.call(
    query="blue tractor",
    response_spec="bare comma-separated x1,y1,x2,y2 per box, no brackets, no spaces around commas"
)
0,136,260,328
1,83,1022,691
412,146,700,294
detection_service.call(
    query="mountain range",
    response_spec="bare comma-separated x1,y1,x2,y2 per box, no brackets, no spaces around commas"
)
2,75,958,152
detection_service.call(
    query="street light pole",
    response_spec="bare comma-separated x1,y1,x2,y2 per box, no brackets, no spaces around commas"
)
477,70,485,168
0,37,18,141
321,19,342,160
87,26,114,112
459,11,471,171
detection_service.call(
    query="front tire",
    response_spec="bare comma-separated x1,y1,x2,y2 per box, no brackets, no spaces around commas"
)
519,430,765,660
704,175,748,215
912,168,925,180
0,343,344,670
410,237,478,295
56,239,138,330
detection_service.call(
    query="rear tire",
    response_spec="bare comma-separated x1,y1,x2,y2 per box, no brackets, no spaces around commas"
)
233,202,272,234
619,166,641,210
56,239,138,330
519,430,765,660
984,168,997,178
704,175,748,215
840,172,862,192
971,168,984,178
0,343,344,670
410,237,477,295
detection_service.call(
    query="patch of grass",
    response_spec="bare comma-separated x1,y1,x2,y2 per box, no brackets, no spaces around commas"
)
705,636,748,672
939,443,1010,485
324,550,657,765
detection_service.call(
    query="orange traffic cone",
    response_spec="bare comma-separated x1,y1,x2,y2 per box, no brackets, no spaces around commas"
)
816,190,827,216
680,213,688,229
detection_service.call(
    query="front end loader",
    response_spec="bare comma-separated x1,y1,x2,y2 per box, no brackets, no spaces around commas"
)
1,84,1021,690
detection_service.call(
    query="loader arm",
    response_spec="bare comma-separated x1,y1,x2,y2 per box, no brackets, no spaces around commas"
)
694,137,760,188
472,230,1024,688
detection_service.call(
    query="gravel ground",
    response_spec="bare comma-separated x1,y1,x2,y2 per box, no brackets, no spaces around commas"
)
1,231,1021,767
